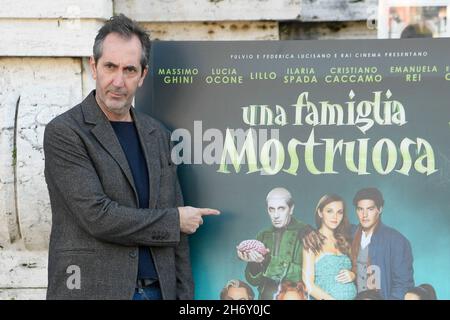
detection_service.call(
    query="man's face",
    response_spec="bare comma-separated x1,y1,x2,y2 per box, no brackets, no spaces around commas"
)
267,197,293,228
90,32,148,118
226,287,250,300
356,199,382,231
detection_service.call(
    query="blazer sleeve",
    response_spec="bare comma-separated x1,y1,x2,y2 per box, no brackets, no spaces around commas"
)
389,234,415,300
43,120,181,247
169,136,195,299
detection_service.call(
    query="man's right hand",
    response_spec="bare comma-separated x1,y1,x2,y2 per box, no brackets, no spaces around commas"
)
178,206,220,234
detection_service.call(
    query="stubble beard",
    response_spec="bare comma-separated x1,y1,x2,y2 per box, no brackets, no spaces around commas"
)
97,90,132,118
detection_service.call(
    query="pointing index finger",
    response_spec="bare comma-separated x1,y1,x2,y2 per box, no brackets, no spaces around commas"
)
199,208,221,216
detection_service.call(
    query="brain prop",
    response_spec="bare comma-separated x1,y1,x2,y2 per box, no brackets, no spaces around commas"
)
236,240,269,256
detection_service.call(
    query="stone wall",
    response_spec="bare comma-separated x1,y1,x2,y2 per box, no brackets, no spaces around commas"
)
0,0,376,299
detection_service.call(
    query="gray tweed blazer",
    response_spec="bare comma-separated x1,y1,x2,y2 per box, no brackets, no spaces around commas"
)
44,90,193,300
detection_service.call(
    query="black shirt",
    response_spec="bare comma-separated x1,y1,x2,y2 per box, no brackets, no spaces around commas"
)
110,121,158,280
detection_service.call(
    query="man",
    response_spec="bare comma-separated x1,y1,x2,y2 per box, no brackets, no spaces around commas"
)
351,187,414,300
44,14,219,300
219,280,254,300
237,187,312,300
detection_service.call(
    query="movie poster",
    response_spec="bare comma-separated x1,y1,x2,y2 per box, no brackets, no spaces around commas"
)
136,39,450,300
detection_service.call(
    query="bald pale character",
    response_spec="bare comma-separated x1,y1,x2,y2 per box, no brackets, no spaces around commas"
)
238,187,314,300
266,187,294,229
237,187,296,263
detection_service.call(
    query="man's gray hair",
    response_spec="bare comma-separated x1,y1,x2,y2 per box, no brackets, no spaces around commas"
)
93,14,151,73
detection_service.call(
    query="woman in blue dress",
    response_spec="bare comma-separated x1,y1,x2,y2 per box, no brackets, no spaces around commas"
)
302,194,357,300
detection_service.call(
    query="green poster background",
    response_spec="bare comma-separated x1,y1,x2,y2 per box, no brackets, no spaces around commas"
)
137,39,450,299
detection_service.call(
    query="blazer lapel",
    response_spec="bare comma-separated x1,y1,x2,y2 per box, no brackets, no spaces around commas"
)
133,109,161,209
81,91,138,203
